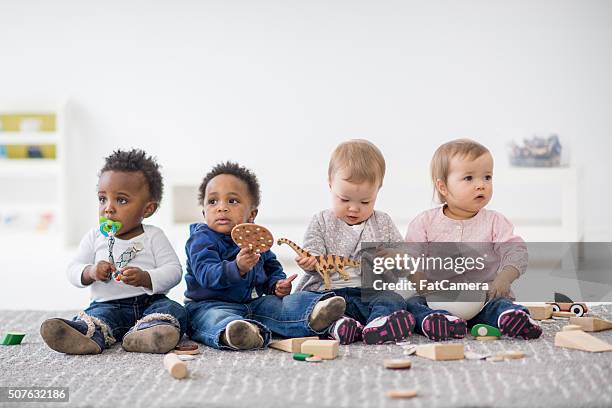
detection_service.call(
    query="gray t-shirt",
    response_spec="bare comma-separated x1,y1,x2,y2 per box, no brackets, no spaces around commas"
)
295,209,404,292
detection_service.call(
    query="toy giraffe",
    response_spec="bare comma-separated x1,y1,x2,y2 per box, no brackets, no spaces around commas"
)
277,238,360,290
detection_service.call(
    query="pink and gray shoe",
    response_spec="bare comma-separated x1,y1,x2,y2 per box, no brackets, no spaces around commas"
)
328,316,363,345
499,310,542,339
422,313,467,341
362,310,416,345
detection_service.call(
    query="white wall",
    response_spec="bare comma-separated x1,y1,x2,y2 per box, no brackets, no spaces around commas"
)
1,0,611,309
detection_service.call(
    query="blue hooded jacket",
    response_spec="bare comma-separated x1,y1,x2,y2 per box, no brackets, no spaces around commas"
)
184,223,286,303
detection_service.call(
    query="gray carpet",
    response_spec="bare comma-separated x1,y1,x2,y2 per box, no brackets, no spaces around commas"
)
2,306,612,408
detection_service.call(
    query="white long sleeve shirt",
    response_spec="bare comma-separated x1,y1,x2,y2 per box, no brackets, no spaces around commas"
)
66,224,183,302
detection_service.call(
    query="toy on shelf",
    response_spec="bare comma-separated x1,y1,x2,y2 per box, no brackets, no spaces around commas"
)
231,223,274,254
546,292,588,317
277,238,359,290
1,332,25,345
508,134,562,167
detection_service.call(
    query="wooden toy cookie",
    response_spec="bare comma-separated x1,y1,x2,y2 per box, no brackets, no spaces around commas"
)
231,223,274,254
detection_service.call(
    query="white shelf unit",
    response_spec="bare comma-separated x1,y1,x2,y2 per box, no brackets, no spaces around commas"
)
0,103,67,243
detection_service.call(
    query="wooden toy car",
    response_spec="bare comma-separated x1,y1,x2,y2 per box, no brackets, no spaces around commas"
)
546,292,588,317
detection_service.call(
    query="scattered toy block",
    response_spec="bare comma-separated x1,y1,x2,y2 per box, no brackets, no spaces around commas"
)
269,336,318,353
416,343,464,361
293,352,313,361
497,350,525,360
569,317,612,332
1,332,25,345
555,330,612,353
471,324,501,337
383,359,412,369
301,339,339,360
386,389,417,399
552,311,574,318
526,305,553,320
476,336,499,341
562,325,582,332
164,353,188,379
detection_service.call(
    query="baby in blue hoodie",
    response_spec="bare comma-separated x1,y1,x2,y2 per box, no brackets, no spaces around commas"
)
185,162,346,350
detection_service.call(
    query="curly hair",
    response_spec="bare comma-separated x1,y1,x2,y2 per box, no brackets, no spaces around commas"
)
100,149,163,203
198,162,260,208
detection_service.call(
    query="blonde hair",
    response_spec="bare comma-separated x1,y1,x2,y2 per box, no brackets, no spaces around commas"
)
328,139,386,187
431,139,490,203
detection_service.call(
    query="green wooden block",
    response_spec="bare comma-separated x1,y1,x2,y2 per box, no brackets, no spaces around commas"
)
471,324,501,338
292,352,313,361
1,332,26,345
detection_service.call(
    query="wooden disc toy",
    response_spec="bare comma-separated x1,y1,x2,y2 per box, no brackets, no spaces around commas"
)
383,359,412,369
173,341,200,355
386,389,417,399
231,223,274,254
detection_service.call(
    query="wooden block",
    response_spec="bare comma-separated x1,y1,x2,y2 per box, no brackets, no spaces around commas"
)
416,343,464,361
569,317,612,332
562,325,582,332
387,389,417,399
471,324,501,337
173,341,200,355
301,340,339,360
1,332,25,345
552,311,574,318
476,336,499,341
526,305,553,320
497,350,525,360
555,330,612,353
164,353,188,379
383,359,412,369
269,336,318,353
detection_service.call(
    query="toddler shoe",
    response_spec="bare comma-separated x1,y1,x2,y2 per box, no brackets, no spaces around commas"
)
309,296,346,332
362,310,415,345
40,318,105,354
422,313,467,341
122,317,180,354
328,316,363,345
499,310,542,339
221,320,264,350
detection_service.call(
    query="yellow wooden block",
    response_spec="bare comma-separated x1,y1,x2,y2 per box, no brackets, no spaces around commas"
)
562,325,582,332
269,336,318,353
416,343,464,361
569,317,612,332
526,305,553,320
300,339,339,360
555,330,612,353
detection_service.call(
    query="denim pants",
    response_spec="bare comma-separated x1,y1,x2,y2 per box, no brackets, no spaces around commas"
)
316,287,407,326
405,295,528,335
81,294,188,343
186,291,332,350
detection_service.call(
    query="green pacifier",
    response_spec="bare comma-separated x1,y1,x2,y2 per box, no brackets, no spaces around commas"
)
99,217,122,237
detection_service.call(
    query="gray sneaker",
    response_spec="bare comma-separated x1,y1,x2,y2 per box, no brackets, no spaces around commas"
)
220,320,264,350
309,296,346,332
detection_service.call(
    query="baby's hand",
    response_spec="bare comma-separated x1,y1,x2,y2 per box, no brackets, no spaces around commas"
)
237,247,260,276
88,260,116,282
295,256,317,272
120,267,152,289
274,274,297,297
488,275,512,299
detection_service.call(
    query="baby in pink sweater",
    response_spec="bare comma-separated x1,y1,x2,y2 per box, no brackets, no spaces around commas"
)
405,139,542,341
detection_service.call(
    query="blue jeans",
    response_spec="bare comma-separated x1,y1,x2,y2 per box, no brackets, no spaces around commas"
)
316,287,407,326
81,294,188,342
405,295,528,335
186,291,332,350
